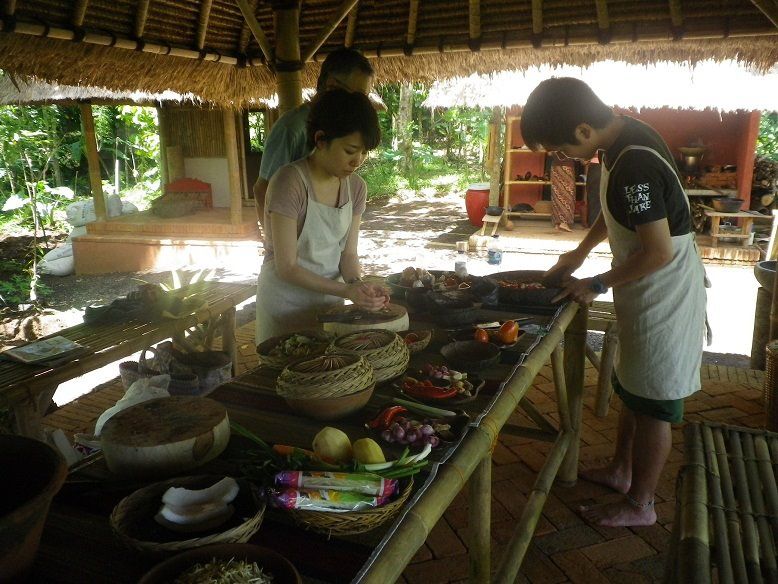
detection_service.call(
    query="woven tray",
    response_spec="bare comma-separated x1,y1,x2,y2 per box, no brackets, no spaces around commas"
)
110,475,265,555
256,330,333,370
276,352,375,399
286,478,413,536
327,329,409,383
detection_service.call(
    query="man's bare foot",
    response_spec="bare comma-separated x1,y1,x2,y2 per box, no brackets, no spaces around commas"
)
579,499,657,527
580,466,631,494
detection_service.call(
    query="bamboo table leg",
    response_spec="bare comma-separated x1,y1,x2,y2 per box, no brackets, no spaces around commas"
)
221,307,237,375
594,321,618,418
468,455,491,584
559,304,587,485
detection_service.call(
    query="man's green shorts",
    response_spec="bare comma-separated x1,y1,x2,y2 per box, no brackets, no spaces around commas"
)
613,374,684,423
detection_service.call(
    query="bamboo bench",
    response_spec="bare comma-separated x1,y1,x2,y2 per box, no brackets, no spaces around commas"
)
665,422,778,584
0,281,255,438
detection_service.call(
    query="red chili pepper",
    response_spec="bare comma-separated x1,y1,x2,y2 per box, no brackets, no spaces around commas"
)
365,405,408,430
404,384,458,400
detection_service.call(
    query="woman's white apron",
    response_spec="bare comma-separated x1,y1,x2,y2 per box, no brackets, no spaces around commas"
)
255,162,352,343
600,146,707,400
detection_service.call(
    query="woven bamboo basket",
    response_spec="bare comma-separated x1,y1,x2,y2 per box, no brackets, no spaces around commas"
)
286,478,413,536
400,330,433,354
110,476,265,556
276,353,375,399
327,329,409,383
256,330,334,370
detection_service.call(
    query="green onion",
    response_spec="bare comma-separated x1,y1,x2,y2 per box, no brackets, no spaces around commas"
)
392,397,456,417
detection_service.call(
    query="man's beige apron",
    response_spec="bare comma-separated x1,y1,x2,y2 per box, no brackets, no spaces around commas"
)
600,146,707,400
255,162,352,343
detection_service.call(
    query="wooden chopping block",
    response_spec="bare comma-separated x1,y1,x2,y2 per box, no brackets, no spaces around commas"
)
100,396,230,478
319,302,409,336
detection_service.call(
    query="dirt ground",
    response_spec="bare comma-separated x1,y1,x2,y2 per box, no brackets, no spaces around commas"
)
0,191,755,368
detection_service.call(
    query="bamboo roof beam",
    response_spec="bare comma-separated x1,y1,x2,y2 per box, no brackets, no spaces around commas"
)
135,0,150,39
235,0,273,63
406,0,419,48
531,0,543,36
72,0,89,27
1,20,241,64
469,0,481,45
197,0,214,50
237,0,259,53
4,0,16,16
344,4,358,47
301,0,360,63
751,0,778,28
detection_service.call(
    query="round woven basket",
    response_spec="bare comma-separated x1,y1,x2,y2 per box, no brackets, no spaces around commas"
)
276,353,375,399
256,330,334,370
327,329,409,383
110,475,265,556
286,478,413,536
400,330,433,354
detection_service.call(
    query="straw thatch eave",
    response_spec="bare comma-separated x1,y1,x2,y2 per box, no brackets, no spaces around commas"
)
0,0,776,108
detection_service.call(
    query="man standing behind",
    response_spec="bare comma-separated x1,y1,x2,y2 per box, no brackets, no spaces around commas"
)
521,78,707,527
253,48,375,227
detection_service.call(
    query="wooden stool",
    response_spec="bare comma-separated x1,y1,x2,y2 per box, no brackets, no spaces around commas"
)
587,300,619,418
478,214,501,237
665,422,778,583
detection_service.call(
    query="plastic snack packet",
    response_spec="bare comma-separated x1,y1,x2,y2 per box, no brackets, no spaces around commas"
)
274,471,397,497
269,488,389,512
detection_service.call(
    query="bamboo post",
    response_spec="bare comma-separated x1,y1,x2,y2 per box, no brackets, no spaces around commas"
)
406,0,419,45
551,346,572,432
487,107,501,207
344,5,358,47
301,0,360,63
78,103,106,221
156,106,169,187
700,425,733,583
741,432,778,580
274,4,303,114
223,110,243,225
468,455,491,583
221,306,237,374
135,0,150,38
711,427,750,583
558,304,587,485
751,287,771,369
767,210,778,260
770,260,778,341
677,424,711,584
235,111,250,202
594,321,618,417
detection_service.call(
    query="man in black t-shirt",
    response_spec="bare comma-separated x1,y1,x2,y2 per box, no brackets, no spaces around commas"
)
520,78,707,528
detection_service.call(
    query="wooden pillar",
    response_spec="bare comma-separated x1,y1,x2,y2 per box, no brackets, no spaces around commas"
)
223,110,243,225
236,111,250,201
274,2,303,115
487,107,502,207
78,103,107,221
737,111,761,201
167,146,185,182
156,106,169,187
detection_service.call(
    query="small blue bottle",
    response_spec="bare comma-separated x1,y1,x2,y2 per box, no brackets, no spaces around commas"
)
487,235,503,265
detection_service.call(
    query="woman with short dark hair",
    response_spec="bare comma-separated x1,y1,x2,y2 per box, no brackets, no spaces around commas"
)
255,89,388,342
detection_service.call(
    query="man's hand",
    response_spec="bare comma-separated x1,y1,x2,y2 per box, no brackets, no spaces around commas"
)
544,248,587,286
551,277,599,305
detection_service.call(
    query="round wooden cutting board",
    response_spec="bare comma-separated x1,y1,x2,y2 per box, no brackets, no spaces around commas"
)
319,302,409,335
100,396,230,478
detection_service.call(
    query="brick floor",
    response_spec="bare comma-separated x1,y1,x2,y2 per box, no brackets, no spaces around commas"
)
43,322,768,583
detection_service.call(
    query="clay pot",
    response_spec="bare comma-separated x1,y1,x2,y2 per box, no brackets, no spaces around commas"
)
0,435,67,582
754,260,776,292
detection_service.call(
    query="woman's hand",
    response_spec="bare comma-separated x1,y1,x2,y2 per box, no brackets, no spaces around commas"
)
544,248,587,286
347,282,390,311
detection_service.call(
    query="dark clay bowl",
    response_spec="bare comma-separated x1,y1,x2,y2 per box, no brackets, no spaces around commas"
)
440,340,501,372
486,206,504,216
711,197,745,213
139,543,301,584
754,260,776,292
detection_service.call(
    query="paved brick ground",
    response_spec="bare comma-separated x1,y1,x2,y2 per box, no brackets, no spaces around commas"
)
44,323,767,583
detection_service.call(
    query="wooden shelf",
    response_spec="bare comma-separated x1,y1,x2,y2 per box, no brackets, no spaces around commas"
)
508,148,534,153
507,181,587,186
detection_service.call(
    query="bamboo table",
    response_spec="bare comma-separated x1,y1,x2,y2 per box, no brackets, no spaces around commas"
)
0,281,255,438
665,422,778,584
30,300,586,583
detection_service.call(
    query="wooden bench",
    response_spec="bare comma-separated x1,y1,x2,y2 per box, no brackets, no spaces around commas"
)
0,281,255,438
704,210,774,247
665,422,778,584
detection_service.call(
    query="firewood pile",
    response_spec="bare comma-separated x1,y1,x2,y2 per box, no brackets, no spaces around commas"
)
753,156,778,208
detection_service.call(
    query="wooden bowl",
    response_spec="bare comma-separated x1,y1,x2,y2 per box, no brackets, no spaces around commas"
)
284,385,375,421
138,543,300,584
440,340,501,372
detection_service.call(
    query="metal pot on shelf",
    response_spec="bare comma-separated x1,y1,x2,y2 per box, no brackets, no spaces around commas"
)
679,146,706,175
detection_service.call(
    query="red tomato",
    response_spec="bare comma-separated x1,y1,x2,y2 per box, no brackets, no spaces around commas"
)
498,320,520,344
474,328,490,343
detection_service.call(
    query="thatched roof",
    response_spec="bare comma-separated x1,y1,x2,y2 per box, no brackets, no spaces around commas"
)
0,0,776,107
424,60,778,112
